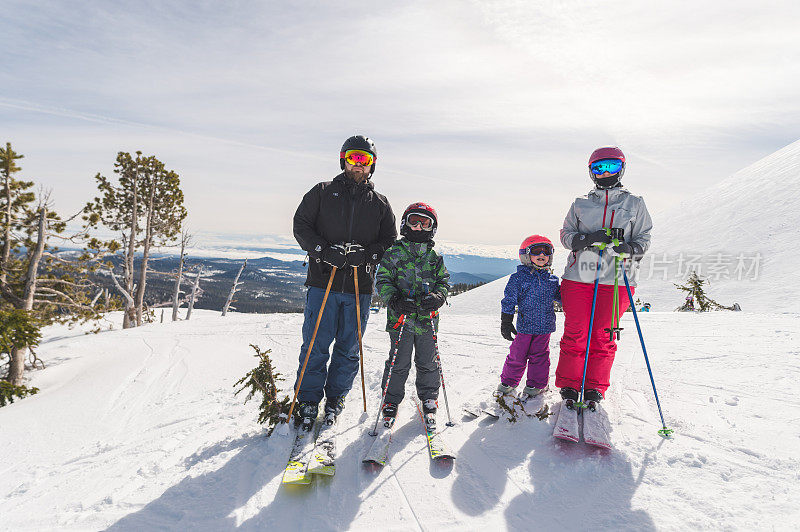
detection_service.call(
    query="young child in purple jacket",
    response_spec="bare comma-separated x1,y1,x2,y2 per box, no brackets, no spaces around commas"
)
498,235,561,399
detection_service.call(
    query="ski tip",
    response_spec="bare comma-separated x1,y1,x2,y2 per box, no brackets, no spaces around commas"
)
308,466,335,476
362,460,385,471
282,473,313,486
584,439,613,450
553,433,580,443
282,479,313,487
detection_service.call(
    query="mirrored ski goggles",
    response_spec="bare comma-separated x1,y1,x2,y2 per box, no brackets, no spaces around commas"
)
406,213,434,230
589,158,624,175
342,149,374,166
521,244,553,256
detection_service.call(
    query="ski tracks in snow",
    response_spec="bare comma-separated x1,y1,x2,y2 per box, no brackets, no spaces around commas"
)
4,309,800,529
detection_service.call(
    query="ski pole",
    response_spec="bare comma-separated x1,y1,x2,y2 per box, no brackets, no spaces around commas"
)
604,228,625,341
621,266,674,438
611,256,623,340
429,311,454,427
369,315,406,436
578,247,603,408
286,267,337,424
353,265,367,413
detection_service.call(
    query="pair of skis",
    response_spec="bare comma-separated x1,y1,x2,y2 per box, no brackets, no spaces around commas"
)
463,391,551,422
281,414,339,485
362,397,455,467
552,400,612,449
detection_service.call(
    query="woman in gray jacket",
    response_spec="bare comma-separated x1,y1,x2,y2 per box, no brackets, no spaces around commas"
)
555,146,653,406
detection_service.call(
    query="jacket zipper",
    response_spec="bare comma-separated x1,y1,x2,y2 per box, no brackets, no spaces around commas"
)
344,188,357,291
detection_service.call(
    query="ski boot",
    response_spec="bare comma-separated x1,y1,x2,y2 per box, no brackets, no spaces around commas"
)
584,389,603,412
519,385,548,402
294,401,319,430
381,402,398,429
559,387,579,411
324,396,345,425
422,399,438,431
493,382,515,398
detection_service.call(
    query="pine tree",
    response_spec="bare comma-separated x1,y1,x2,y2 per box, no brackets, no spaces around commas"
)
0,309,41,405
234,344,291,436
84,152,187,327
674,271,727,312
1,143,107,385
0,142,33,288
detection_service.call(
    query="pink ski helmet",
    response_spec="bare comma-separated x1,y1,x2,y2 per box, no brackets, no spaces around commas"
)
519,235,554,269
588,146,626,188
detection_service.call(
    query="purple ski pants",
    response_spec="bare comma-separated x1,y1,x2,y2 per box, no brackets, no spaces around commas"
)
500,333,551,389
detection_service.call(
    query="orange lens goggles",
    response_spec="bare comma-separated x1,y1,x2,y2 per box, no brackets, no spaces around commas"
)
342,149,374,166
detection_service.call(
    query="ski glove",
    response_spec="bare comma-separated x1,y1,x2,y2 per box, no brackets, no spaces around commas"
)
346,247,366,268
612,242,633,256
571,230,613,250
421,292,445,312
321,245,347,269
500,312,516,341
389,296,418,315
365,243,384,264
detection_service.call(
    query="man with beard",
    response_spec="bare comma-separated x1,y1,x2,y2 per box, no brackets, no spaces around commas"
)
291,135,397,426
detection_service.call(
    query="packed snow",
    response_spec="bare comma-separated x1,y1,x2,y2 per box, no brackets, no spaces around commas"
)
2,276,799,530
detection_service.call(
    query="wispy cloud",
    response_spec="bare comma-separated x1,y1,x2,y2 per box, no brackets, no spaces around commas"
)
2,0,799,246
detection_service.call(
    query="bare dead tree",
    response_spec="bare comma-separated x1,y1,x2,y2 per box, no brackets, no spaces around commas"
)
90,289,103,308
5,206,47,384
186,264,203,320
222,259,247,317
171,229,192,321
108,269,135,311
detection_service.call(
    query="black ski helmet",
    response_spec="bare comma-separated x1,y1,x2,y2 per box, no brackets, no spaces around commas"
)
340,135,377,174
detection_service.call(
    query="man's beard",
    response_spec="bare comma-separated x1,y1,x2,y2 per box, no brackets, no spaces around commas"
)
345,167,370,183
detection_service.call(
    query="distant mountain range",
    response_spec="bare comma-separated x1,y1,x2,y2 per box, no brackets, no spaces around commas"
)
93,245,519,314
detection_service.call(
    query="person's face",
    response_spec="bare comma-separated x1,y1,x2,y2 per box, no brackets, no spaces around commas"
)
531,253,549,267
344,159,371,183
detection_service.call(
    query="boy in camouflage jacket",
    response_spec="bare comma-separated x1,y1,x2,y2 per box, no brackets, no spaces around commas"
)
375,203,450,423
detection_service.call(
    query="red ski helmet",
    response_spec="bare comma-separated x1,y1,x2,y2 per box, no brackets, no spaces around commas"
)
588,146,625,188
588,146,625,164
400,202,438,239
519,235,554,268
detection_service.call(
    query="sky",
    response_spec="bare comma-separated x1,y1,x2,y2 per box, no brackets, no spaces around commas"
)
2,0,799,251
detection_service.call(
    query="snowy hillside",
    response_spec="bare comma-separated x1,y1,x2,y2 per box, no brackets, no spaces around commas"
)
2,288,800,529
637,138,800,312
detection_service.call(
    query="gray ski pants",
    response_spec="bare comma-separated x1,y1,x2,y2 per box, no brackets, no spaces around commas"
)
381,329,440,405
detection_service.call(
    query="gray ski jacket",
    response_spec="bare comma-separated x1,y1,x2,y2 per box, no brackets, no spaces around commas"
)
560,187,653,286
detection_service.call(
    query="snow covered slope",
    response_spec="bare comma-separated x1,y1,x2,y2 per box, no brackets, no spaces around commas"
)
638,138,800,312
2,300,800,530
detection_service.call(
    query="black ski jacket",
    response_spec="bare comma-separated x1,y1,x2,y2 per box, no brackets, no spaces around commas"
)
293,173,396,294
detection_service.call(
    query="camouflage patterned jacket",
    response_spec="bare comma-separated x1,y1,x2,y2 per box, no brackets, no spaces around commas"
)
375,238,450,334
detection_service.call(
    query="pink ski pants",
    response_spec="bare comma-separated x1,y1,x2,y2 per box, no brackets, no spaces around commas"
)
555,279,633,395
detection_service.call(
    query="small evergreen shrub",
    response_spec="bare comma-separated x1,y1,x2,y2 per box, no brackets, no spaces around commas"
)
234,344,291,436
